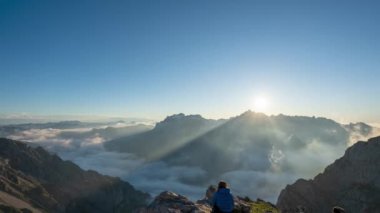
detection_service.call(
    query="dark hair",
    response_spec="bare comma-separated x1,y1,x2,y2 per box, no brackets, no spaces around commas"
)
218,181,228,189
332,206,345,213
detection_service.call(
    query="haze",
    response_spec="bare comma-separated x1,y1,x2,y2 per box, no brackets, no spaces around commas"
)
1,0,379,124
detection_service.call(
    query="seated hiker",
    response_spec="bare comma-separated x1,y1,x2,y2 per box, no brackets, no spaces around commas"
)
332,206,345,213
212,181,234,213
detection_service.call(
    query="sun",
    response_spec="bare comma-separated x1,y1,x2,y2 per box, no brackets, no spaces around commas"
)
252,95,270,112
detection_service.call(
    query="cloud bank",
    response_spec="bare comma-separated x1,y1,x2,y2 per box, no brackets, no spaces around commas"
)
2,120,379,203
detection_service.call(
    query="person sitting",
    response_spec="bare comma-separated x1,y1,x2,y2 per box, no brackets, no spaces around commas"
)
212,181,234,213
332,206,345,213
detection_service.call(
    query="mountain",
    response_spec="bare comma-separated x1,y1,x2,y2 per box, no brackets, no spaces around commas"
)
57,124,152,141
343,122,379,146
104,114,225,161
104,111,377,201
277,136,380,213
0,138,149,213
0,120,152,139
344,122,373,136
162,111,350,179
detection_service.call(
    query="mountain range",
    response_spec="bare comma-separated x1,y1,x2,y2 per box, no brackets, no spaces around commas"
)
1,111,379,212
104,111,378,200
105,114,225,161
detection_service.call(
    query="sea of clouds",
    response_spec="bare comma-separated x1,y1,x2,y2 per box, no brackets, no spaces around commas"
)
2,121,380,202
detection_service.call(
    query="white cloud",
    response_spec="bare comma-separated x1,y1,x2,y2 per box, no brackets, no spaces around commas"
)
3,121,379,203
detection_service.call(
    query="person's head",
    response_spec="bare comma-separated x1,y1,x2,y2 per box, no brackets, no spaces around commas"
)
332,206,345,213
218,181,228,189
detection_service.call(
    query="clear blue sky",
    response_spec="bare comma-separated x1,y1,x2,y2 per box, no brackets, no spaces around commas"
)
1,0,379,123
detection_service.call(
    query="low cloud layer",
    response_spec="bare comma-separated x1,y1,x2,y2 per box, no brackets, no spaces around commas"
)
1,120,379,203
2,124,210,199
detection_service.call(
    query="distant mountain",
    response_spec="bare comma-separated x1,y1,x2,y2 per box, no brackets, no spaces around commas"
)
162,111,350,179
0,138,149,213
343,122,379,146
105,113,225,161
57,124,152,141
1,120,92,130
277,136,380,213
0,120,152,138
344,122,373,136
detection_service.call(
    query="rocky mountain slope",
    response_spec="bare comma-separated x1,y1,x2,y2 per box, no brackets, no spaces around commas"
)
0,138,149,213
277,136,380,213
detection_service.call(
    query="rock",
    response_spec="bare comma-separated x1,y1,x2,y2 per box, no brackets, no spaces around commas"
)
139,186,279,213
137,191,211,213
196,185,216,205
0,138,150,213
277,136,380,213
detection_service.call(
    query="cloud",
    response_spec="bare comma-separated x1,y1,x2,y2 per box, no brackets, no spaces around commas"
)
3,120,380,204
3,124,210,200
124,162,207,200
221,170,296,202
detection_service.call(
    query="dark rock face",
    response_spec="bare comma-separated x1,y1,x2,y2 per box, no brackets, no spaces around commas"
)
277,136,380,213
0,138,149,213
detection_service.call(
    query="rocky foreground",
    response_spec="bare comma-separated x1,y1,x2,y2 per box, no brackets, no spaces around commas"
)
277,136,380,213
137,186,278,213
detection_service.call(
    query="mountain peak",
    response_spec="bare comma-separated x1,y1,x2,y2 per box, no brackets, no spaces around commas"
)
155,113,207,129
163,113,204,122
239,110,267,118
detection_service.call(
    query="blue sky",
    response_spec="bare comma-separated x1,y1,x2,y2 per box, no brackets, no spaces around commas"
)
1,0,379,123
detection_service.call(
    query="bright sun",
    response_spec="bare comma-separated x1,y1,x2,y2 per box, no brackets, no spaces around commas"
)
252,95,270,112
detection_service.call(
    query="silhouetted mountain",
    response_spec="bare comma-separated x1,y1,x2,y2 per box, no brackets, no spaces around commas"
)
162,111,349,180
0,138,149,213
105,114,225,161
277,136,380,213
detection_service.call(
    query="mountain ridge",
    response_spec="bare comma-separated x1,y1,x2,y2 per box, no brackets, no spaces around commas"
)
104,111,377,201
0,138,149,213
277,136,380,212
105,113,225,161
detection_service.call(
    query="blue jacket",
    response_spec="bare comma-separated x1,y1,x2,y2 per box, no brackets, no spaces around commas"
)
212,188,234,213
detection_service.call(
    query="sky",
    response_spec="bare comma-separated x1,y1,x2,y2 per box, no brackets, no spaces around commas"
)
1,0,379,123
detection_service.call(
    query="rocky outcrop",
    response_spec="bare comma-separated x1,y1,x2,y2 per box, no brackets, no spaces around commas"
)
277,136,380,213
0,138,149,212
137,186,279,213
136,191,211,213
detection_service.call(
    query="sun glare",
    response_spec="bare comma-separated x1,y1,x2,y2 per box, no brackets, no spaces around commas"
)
252,95,270,112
